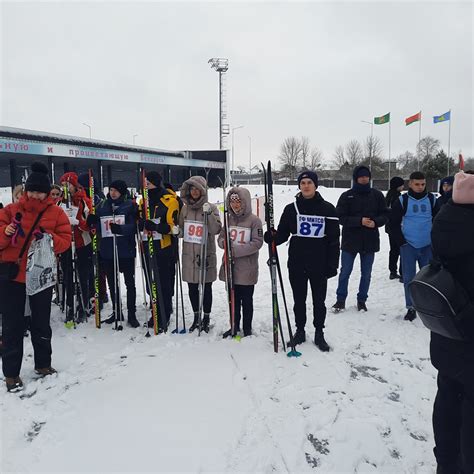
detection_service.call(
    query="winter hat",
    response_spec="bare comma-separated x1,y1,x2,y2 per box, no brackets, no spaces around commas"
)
25,162,51,194
353,166,371,180
389,177,404,189
59,172,79,188
146,171,162,187
452,171,474,205
297,170,318,188
109,180,128,196
229,192,241,202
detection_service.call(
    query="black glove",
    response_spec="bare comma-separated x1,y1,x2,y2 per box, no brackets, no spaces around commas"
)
155,222,171,234
86,214,99,227
109,223,121,235
263,229,276,244
144,219,157,232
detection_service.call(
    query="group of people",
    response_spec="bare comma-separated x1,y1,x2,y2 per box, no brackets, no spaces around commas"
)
1,161,473,473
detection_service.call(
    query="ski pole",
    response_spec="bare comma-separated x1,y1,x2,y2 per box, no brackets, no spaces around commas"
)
176,241,186,333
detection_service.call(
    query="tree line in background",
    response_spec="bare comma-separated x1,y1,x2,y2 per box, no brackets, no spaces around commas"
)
277,136,473,180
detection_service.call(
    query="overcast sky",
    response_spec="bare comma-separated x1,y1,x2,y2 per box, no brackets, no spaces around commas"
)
1,1,472,169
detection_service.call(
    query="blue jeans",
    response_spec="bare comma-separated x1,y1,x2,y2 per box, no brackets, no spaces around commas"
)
400,243,432,308
336,251,375,303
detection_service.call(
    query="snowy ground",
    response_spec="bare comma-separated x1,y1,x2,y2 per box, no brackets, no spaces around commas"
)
1,185,438,473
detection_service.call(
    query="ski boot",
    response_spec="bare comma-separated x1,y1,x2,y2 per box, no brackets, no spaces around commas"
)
6,376,24,393
201,314,210,333
127,314,140,328
314,331,330,352
189,312,201,332
357,301,368,312
288,329,306,346
332,301,345,313
35,367,57,377
404,308,417,321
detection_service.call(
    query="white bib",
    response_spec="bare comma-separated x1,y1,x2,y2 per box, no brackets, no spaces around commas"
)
100,215,126,238
183,220,205,244
229,226,251,246
61,204,78,219
294,202,326,239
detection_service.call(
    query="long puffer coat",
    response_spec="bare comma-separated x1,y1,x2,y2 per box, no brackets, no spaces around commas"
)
179,176,222,284
218,187,263,286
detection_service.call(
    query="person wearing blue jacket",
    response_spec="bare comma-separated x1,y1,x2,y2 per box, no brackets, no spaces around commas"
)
87,180,139,328
390,171,436,321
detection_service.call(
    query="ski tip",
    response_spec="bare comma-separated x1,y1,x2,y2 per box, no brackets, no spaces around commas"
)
233,335,242,342
64,321,75,330
287,350,302,358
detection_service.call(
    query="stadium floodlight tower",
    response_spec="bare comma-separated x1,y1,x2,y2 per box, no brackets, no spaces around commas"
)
208,57,230,182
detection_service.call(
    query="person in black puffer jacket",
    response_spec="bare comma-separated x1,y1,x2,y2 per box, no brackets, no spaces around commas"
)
332,166,389,312
265,171,340,351
87,180,140,328
434,175,454,215
430,170,474,474
385,176,405,280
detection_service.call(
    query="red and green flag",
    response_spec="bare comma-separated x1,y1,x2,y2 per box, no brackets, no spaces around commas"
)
374,112,390,125
405,111,421,126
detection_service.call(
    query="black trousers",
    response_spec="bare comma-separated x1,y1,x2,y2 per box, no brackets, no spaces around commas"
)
1,281,53,378
188,282,213,314
61,244,93,315
433,371,474,473
388,233,402,276
288,264,327,332
143,246,174,326
234,284,254,333
102,258,136,317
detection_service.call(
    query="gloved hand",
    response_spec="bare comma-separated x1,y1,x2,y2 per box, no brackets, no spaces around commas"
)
109,223,121,235
263,228,276,244
33,226,46,241
171,225,180,235
86,214,99,227
144,219,157,232
202,202,212,214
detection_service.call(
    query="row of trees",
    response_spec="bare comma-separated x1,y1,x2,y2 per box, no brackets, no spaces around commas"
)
277,136,472,180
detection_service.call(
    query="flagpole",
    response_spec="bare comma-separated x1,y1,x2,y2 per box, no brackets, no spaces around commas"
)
418,110,422,171
447,109,451,175
388,119,391,186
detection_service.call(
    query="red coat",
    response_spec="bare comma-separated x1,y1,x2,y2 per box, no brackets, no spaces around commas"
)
0,194,71,283
69,189,92,248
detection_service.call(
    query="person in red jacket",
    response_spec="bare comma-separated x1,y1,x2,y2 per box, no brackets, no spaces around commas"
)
0,162,71,392
59,172,93,323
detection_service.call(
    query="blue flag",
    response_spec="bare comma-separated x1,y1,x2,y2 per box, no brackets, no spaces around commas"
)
433,111,451,123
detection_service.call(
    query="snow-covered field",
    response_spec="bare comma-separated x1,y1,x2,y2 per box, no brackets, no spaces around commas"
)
1,185,437,473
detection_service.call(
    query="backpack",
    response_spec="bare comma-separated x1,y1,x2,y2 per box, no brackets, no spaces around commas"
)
408,258,474,341
401,192,435,215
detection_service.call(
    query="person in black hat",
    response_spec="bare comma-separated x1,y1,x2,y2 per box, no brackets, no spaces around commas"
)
332,166,389,313
434,175,454,214
87,179,139,327
385,176,405,280
264,170,340,351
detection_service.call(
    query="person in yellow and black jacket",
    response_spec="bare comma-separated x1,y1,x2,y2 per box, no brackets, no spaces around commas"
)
140,171,180,331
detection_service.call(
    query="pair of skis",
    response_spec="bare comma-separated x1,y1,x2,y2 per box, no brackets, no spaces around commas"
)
262,161,301,357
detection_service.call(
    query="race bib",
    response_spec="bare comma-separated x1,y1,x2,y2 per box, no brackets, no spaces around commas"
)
229,226,251,246
100,215,126,238
61,204,79,219
184,220,204,244
296,214,326,238
142,218,162,241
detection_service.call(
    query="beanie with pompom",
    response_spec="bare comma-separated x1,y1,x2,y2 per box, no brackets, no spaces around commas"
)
24,162,52,194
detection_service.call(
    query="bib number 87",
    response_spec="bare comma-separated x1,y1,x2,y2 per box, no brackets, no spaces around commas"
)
300,221,323,237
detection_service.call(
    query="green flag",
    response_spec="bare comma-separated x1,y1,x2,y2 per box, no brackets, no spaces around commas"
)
374,112,390,125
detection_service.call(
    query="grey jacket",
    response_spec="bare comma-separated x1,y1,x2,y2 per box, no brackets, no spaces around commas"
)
179,176,222,284
218,186,263,286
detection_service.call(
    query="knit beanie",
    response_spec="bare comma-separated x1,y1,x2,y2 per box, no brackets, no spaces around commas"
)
297,170,318,188
109,180,128,197
353,166,371,180
24,162,51,194
452,171,474,205
146,171,162,187
389,177,404,189
59,172,79,188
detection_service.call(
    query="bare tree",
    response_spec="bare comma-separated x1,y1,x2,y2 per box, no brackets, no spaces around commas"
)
299,136,310,170
307,147,323,170
364,135,384,161
279,137,302,178
345,139,364,166
333,145,346,169
417,136,440,160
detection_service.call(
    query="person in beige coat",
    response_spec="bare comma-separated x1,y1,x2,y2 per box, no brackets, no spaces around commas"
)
179,176,222,332
218,187,263,337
